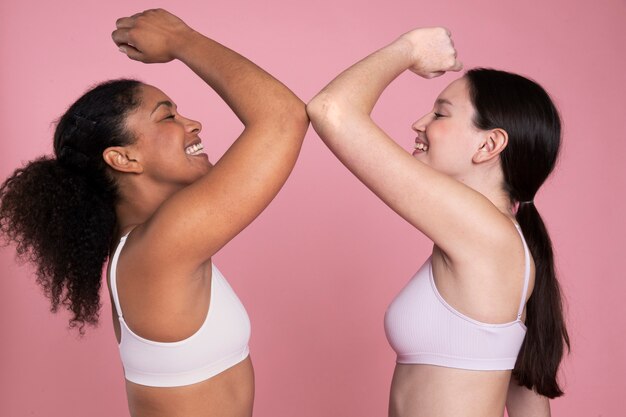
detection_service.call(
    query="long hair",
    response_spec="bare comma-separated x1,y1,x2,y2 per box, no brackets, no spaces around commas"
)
466,68,570,398
0,79,142,333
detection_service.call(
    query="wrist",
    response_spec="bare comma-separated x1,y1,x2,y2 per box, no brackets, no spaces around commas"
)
170,29,206,61
386,36,415,71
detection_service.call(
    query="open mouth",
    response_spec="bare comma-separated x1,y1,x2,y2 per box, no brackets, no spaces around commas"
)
414,142,429,152
185,142,204,156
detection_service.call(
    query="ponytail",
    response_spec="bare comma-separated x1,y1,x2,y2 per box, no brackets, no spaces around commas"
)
0,79,142,333
465,68,569,397
513,202,570,397
0,157,116,331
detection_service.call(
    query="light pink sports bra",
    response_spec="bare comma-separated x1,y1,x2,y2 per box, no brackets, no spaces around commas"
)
384,225,530,370
110,233,251,387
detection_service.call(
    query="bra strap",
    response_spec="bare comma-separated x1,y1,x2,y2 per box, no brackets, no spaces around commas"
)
110,233,131,319
514,224,531,320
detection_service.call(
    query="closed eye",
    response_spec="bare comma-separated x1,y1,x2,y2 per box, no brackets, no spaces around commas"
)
434,113,445,119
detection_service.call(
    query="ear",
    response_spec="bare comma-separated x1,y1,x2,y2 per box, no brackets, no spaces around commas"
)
472,128,508,164
102,146,144,174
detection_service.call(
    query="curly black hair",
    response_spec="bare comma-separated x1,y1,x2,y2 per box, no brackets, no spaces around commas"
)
0,79,142,333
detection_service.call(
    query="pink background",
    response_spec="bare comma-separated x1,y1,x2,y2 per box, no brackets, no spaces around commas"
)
1,0,625,416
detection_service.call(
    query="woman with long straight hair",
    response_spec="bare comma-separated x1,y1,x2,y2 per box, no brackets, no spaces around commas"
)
0,9,307,417
307,28,569,417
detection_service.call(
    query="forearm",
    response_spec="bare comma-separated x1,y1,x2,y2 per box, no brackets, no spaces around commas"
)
308,27,460,130
506,377,551,417
308,38,412,121
113,9,305,129
174,30,304,128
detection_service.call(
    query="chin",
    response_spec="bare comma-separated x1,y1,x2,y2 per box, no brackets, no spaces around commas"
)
412,152,430,165
194,165,212,181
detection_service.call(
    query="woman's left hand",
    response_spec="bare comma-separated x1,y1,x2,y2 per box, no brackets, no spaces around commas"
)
398,27,463,79
112,9,196,63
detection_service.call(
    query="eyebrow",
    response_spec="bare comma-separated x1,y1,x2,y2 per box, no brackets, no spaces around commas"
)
435,98,453,106
151,100,174,115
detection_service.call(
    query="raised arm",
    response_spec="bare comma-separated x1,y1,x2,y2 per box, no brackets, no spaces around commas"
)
307,28,514,261
506,377,552,417
112,9,308,268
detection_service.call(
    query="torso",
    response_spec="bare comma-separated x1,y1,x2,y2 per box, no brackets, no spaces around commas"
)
124,357,254,417
386,226,535,417
106,231,254,417
389,364,509,417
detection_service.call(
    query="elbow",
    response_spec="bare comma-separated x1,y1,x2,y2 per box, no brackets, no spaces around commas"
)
287,98,310,140
306,93,345,135
274,98,309,143
305,93,328,124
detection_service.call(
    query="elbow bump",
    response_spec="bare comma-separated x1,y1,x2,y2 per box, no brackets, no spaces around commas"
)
306,95,343,129
282,103,309,136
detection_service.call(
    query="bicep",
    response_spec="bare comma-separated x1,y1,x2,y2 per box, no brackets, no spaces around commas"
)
139,119,306,268
312,105,510,260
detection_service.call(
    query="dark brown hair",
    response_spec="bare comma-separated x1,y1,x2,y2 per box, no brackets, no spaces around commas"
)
466,68,570,398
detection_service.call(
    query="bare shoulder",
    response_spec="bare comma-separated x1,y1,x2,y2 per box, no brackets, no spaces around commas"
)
434,216,536,324
111,227,213,342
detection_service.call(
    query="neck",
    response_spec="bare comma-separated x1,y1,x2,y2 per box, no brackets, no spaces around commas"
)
114,178,182,235
458,165,514,220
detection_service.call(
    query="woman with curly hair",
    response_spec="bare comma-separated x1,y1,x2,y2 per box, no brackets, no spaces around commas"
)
307,28,569,417
0,9,307,417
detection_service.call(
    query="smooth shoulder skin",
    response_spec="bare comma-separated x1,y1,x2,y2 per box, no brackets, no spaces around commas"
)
307,28,545,417
108,9,307,417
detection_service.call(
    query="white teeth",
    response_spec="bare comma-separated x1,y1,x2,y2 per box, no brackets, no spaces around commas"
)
185,143,204,155
414,142,429,151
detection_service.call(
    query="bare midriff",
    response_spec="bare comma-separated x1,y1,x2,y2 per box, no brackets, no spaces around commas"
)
389,363,510,417
125,357,254,417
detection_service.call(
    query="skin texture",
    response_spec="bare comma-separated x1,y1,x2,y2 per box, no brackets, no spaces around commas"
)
307,28,549,417
507,377,551,417
107,9,308,417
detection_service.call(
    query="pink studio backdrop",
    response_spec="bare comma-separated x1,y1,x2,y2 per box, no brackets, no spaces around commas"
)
1,0,624,416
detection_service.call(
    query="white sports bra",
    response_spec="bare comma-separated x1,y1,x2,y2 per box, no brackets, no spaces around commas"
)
110,233,251,387
384,224,530,370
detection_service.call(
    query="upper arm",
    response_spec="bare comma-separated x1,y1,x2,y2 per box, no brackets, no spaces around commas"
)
308,97,512,262
136,108,307,273
506,377,551,417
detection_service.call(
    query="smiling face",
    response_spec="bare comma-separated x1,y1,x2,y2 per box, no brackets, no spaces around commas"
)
411,77,486,181
123,84,211,189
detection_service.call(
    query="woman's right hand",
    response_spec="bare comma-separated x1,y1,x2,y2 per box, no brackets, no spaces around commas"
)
112,9,196,63
398,27,463,79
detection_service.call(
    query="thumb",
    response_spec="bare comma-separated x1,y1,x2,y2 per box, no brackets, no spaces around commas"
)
450,59,464,72
426,71,446,79
118,44,143,61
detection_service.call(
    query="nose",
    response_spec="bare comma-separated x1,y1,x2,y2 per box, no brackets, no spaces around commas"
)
184,117,202,135
411,113,432,132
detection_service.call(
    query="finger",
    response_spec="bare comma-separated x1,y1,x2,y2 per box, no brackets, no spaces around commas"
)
117,44,143,61
115,16,135,29
111,29,131,47
450,59,464,72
